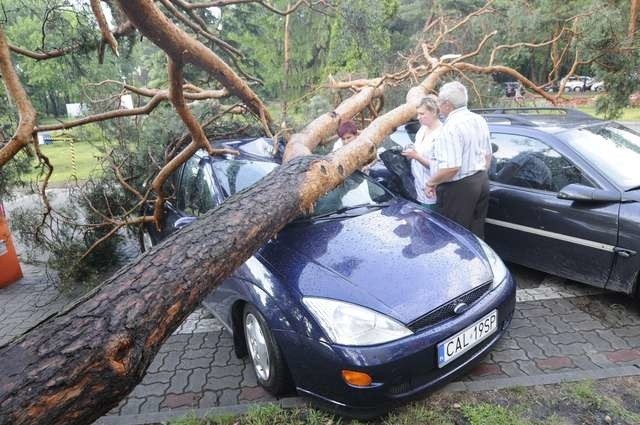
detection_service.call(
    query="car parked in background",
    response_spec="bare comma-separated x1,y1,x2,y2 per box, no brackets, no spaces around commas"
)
377,108,640,298
140,138,516,415
561,75,593,92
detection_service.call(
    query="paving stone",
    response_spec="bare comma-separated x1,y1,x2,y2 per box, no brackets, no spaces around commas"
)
239,386,272,402
540,316,575,333
491,349,529,363
147,352,168,374
218,335,235,347
514,337,546,360
209,363,244,378
586,352,617,369
508,317,532,329
139,395,165,413
597,329,633,349
507,325,545,339
131,380,171,398
493,337,521,351
161,392,202,409
605,349,640,363
117,397,146,415
497,362,525,378
168,370,192,394
199,390,219,408
533,336,563,357
536,356,573,370
159,351,182,371
548,332,586,345
515,359,543,375
178,357,214,370
241,365,258,387
571,319,606,332
469,362,503,377
213,347,232,366
142,371,174,385
522,307,553,318
544,299,579,315
203,374,242,391
611,326,640,338
186,368,208,392
182,347,216,360
200,332,222,349
579,330,614,351
218,388,241,405
570,354,600,371
557,342,594,356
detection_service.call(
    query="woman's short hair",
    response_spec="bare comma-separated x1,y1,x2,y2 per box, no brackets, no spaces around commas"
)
438,81,468,109
419,95,439,114
337,120,358,138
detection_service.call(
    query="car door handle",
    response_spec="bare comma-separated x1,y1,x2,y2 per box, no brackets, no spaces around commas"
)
613,247,636,258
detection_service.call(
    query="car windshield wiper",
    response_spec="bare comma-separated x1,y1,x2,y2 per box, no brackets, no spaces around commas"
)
300,203,390,222
625,185,640,192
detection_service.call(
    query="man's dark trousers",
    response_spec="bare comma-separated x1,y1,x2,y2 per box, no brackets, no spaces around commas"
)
436,170,490,239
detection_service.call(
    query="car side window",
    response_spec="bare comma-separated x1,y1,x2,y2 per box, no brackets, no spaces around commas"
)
177,157,216,216
489,133,593,192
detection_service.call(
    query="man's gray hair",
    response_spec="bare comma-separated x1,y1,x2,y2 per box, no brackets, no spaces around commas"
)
438,81,468,109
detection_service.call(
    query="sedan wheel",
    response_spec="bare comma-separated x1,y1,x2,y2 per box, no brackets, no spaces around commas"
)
242,304,291,395
138,228,154,253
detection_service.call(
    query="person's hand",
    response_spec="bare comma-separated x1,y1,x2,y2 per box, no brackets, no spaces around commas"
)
401,149,418,160
425,182,437,199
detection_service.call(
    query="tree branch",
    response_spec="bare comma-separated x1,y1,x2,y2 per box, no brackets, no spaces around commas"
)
0,28,37,168
117,0,272,127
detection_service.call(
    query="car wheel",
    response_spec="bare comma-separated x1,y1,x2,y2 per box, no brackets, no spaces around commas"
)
574,86,582,92
243,304,291,395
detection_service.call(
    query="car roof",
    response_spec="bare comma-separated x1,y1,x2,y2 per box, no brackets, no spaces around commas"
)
473,107,605,134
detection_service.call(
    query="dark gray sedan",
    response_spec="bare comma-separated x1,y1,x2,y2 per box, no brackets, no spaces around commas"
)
379,108,640,296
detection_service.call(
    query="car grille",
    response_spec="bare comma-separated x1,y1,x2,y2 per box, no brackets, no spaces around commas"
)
408,282,492,332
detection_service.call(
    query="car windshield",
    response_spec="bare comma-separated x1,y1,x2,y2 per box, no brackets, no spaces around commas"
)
557,123,640,190
212,159,393,218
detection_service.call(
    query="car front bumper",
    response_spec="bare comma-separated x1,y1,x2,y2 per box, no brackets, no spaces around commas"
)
276,273,516,415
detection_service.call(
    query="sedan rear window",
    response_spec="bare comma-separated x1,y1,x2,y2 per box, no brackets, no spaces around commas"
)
558,124,640,190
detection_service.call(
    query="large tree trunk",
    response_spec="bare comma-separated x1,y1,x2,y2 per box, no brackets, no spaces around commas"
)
0,73,435,425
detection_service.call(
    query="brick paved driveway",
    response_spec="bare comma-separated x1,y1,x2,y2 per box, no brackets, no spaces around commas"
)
2,259,639,424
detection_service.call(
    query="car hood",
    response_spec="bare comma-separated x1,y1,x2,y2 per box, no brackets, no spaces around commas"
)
260,200,493,324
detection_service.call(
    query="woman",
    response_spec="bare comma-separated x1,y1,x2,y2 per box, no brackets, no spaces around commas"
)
332,120,358,151
401,95,442,208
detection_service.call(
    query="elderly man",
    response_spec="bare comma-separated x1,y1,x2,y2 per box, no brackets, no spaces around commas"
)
425,81,492,238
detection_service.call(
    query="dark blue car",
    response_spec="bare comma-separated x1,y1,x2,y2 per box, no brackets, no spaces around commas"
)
379,108,640,297
141,137,516,414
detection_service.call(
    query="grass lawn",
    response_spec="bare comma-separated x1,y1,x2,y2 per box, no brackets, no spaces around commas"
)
25,139,105,185
170,377,640,425
576,106,640,121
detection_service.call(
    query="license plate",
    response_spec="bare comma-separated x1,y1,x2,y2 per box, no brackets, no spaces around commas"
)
437,310,498,368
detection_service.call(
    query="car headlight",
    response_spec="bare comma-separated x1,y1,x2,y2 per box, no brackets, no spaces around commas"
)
302,297,413,346
477,238,508,288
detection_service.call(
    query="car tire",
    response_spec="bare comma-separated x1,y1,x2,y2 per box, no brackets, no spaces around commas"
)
574,86,582,92
243,304,291,395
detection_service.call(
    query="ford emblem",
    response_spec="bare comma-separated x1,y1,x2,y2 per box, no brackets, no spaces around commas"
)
453,302,469,315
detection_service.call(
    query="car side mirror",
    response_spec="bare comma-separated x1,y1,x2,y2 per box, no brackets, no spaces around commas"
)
557,184,620,203
175,216,197,230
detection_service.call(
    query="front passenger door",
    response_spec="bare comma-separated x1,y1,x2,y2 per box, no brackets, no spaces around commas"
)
486,132,618,287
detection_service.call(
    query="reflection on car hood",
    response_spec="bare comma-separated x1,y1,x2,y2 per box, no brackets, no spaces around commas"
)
260,200,492,324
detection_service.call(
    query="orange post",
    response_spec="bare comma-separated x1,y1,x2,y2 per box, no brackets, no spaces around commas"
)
0,202,22,288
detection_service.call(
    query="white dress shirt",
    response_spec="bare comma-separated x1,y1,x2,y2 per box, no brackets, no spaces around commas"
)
432,107,491,182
